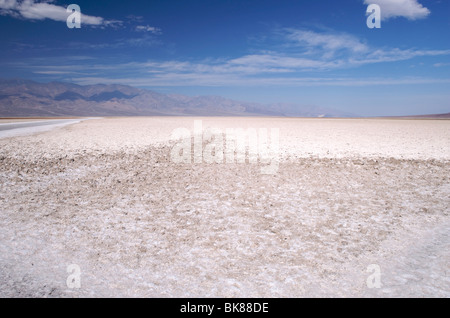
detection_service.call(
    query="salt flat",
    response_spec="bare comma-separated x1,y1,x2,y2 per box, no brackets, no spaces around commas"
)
0,119,89,139
0,117,448,297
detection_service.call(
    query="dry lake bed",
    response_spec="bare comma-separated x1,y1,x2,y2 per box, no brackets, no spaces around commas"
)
0,117,449,297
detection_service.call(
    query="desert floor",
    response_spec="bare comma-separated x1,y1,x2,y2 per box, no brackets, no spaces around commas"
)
0,117,449,297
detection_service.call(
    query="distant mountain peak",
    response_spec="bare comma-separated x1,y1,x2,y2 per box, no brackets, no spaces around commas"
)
0,78,353,117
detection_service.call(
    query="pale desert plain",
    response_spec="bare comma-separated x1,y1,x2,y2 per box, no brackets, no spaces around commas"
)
0,117,449,297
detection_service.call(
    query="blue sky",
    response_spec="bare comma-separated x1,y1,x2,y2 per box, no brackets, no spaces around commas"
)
0,0,449,116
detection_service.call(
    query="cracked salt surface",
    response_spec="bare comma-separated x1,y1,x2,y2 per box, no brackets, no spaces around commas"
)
0,117,448,297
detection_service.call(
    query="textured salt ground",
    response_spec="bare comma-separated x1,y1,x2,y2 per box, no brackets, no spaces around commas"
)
0,117,449,297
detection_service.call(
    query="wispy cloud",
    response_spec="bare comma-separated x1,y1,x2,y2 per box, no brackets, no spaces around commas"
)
69,74,450,88
15,54,450,88
434,63,450,67
363,0,430,20
33,70,86,75
67,34,162,50
0,0,119,26
135,25,162,34
10,28,450,88
223,29,450,72
284,29,369,55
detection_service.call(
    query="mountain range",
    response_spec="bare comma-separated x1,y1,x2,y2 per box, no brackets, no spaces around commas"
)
0,79,354,117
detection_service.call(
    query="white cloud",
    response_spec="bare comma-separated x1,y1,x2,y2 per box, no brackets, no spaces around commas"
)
225,29,450,72
228,54,343,70
0,0,114,26
364,0,430,20
13,27,450,88
135,25,162,34
285,29,369,54
69,75,450,88
0,0,17,10
30,43,450,87
433,63,450,67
